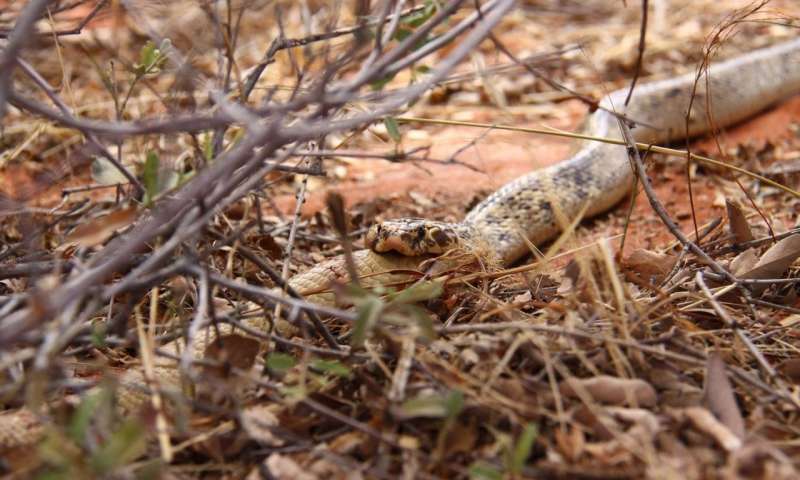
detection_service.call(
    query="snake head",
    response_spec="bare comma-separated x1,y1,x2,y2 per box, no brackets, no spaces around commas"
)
365,219,465,256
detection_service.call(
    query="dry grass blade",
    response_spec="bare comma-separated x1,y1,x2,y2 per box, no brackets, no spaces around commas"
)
704,353,746,439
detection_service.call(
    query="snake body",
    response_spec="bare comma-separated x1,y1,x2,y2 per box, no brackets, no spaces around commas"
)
3,38,800,454
366,38,800,265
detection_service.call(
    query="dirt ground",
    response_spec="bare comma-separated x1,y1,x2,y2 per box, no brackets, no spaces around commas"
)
5,1,800,478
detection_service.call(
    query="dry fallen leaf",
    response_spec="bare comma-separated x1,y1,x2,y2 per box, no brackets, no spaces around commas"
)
202,334,263,380
703,353,746,439
729,248,759,277
63,206,138,248
682,406,742,452
726,199,754,244
739,234,800,294
263,453,317,480
624,248,678,279
559,375,657,407
256,234,284,260
554,425,586,462
240,405,284,447
777,358,800,384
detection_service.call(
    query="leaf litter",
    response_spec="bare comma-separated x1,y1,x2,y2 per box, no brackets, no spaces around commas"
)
3,1,800,479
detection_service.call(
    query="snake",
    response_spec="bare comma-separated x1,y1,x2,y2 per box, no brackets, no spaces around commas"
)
3,38,800,456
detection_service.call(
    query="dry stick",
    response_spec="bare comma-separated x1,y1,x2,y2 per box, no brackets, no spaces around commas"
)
180,264,211,375
0,0,51,118
346,0,471,90
275,157,311,322
2,0,515,345
691,3,776,244
15,58,144,194
355,0,405,76
205,228,339,350
185,265,358,323
240,2,432,102
139,295,173,462
381,0,502,78
326,192,360,285
0,0,110,38
615,117,760,322
695,271,776,378
623,0,648,106
713,227,800,255
8,3,494,141
702,273,800,285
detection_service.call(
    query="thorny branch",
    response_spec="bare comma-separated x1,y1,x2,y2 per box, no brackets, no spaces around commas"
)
0,0,516,346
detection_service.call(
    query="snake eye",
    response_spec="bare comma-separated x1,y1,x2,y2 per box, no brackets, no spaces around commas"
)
416,225,426,240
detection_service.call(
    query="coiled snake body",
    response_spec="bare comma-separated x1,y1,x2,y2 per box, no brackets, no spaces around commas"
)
3,38,800,453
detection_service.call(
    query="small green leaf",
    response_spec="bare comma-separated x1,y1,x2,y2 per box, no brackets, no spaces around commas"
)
266,352,297,375
311,359,351,378
384,117,402,143
202,132,214,161
68,390,105,443
396,390,464,420
393,27,414,42
142,151,160,205
468,462,503,480
402,1,437,28
443,389,465,420
90,420,147,474
135,42,155,76
351,297,384,348
509,423,538,475
403,305,437,341
38,430,82,473
90,323,107,348
388,280,443,305
415,65,431,74
279,384,308,402
370,72,397,91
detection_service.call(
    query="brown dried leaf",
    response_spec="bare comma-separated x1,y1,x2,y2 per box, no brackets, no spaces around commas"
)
202,334,262,379
240,405,284,447
64,206,138,248
256,234,284,260
777,358,800,384
703,353,745,439
729,248,759,277
558,259,581,294
624,249,678,278
683,406,742,452
329,431,367,455
554,425,585,462
559,375,657,407
263,453,317,480
443,420,479,457
739,234,800,294
726,199,754,244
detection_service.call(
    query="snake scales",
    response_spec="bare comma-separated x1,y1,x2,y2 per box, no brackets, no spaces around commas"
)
3,38,800,455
